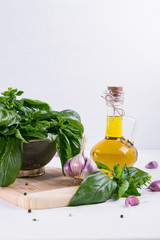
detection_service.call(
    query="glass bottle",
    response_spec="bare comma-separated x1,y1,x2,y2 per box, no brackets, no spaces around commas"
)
90,86,137,169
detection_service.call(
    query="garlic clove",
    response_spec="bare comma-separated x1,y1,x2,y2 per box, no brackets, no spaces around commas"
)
148,180,160,191
80,157,99,179
55,152,59,157
64,158,73,177
125,196,139,207
70,154,85,176
145,161,158,169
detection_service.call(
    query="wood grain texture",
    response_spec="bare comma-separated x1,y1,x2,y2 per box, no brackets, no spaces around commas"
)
0,168,80,209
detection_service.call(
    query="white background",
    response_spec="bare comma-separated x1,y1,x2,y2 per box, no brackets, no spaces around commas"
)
0,0,160,150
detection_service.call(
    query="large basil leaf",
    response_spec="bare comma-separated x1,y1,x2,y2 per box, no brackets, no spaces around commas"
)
62,128,82,157
69,171,117,206
56,129,72,169
56,118,84,169
34,110,59,121
22,98,51,111
0,109,18,127
62,118,84,138
60,109,81,121
0,136,22,186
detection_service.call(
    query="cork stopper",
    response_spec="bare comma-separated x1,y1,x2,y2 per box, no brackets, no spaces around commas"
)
104,86,124,104
108,86,123,92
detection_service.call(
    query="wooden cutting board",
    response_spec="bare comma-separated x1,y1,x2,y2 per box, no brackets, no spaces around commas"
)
0,168,80,209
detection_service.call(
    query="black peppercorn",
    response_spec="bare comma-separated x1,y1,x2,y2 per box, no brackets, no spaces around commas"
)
25,182,28,186
28,209,32,213
120,214,124,218
24,192,27,196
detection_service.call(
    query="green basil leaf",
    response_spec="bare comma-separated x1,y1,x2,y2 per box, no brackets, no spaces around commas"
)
0,125,17,136
34,110,59,121
22,98,51,111
16,91,24,96
60,109,81,121
113,163,122,179
128,167,151,187
15,129,28,143
49,119,59,128
55,116,83,170
2,88,17,97
0,136,22,186
19,122,48,139
96,161,114,173
69,171,117,206
56,129,72,169
46,133,58,142
62,128,82,157
122,183,141,197
121,164,129,180
0,97,6,103
64,119,84,137
0,109,18,127
117,180,129,199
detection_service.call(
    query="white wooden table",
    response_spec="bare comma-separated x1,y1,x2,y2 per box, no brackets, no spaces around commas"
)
0,150,160,240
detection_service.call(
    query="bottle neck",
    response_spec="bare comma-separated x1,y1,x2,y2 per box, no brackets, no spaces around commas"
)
105,106,123,138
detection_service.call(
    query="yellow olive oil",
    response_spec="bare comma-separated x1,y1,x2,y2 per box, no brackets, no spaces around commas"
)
91,116,137,169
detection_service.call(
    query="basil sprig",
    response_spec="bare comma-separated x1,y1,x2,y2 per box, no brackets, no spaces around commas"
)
0,88,84,186
69,162,151,206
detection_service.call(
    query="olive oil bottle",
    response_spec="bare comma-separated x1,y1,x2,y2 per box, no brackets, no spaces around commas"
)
91,87,137,169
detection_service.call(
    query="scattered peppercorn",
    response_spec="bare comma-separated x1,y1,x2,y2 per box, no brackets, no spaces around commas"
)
28,209,31,213
68,213,72,217
120,214,124,218
24,192,27,196
25,182,28,186
32,218,37,221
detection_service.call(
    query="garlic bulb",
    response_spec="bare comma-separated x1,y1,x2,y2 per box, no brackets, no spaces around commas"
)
64,136,99,179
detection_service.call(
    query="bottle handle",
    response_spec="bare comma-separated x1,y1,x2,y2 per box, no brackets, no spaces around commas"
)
123,115,137,144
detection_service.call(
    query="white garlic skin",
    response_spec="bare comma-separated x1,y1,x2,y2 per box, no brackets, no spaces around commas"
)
80,157,99,179
64,155,99,179
70,154,85,176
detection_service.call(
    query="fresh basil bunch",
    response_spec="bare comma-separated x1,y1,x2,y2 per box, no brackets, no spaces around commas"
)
0,88,84,186
69,162,151,206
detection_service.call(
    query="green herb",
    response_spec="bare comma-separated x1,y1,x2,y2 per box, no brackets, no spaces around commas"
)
0,136,22,186
70,171,117,206
0,88,84,186
69,163,151,206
